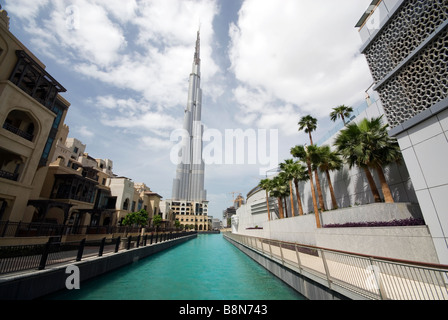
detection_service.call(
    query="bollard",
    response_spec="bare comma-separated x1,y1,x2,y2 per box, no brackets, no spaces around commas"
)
150,233,154,245
136,235,141,248
76,239,86,262
98,237,106,257
115,236,121,253
127,236,132,250
38,241,51,270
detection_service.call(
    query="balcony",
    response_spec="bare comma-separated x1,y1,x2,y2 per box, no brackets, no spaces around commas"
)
0,169,18,181
9,50,66,114
2,122,33,141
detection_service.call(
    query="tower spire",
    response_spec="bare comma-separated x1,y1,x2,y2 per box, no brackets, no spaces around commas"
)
194,30,200,66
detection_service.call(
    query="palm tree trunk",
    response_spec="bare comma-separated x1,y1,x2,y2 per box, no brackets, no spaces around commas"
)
375,164,394,203
283,197,288,218
277,197,284,219
265,190,271,221
325,170,338,209
307,161,321,228
314,169,326,211
363,166,381,203
289,180,296,217
293,179,304,216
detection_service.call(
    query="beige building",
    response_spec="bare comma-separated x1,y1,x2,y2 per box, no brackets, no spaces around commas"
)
0,7,70,223
169,200,210,231
0,8,171,239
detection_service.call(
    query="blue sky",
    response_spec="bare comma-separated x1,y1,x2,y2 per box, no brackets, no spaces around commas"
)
3,0,374,220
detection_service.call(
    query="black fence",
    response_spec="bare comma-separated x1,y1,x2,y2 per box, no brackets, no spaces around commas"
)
0,231,196,275
0,221,180,238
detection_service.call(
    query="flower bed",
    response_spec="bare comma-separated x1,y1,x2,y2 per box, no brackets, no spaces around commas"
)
323,218,425,228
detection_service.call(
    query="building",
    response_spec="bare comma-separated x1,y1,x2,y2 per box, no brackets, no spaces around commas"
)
169,31,209,231
0,7,69,223
356,0,448,264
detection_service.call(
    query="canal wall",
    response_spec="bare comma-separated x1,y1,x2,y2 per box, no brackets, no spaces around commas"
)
233,202,440,264
0,233,197,300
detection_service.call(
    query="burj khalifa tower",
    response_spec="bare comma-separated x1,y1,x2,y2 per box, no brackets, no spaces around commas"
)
171,31,207,203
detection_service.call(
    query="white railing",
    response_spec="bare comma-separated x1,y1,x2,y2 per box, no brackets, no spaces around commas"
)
224,232,448,300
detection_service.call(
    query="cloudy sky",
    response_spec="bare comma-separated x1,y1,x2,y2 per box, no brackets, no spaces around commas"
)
3,0,374,219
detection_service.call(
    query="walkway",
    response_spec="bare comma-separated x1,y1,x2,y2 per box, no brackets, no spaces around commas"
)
225,232,448,300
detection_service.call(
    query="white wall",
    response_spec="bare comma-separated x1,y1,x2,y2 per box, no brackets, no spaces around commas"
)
396,111,448,265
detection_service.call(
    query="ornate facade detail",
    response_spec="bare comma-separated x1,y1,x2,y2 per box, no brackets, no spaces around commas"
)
362,0,448,129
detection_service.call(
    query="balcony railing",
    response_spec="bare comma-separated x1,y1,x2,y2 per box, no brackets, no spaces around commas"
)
2,122,33,141
0,170,19,182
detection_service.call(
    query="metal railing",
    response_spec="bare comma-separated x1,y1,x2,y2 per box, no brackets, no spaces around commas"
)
0,231,196,275
0,221,180,238
224,232,448,300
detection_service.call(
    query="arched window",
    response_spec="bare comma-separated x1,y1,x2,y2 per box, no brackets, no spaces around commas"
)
2,109,38,142
123,198,130,210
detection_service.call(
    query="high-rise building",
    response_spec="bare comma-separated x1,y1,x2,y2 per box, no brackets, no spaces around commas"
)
169,31,209,231
356,0,448,264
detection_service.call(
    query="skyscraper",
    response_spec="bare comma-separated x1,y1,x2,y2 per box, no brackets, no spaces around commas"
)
169,31,209,231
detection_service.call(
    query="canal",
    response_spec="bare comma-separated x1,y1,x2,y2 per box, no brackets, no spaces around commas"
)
45,233,305,300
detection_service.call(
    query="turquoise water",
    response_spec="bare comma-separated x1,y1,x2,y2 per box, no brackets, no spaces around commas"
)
46,234,305,300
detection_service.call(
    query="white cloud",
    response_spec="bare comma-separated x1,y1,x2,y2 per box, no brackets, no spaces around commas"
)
77,125,94,138
6,0,221,109
229,0,374,127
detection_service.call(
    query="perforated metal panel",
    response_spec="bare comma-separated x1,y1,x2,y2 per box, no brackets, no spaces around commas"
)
363,0,448,129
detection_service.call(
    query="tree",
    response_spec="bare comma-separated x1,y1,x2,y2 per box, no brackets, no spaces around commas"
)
298,115,318,146
122,209,149,227
270,175,290,219
174,220,181,230
279,159,309,217
259,178,274,221
334,116,402,203
291,145,321,228
306,145,326,212
153,214,163,231
315,145,343,209
298,115,326,211
330,105,354,125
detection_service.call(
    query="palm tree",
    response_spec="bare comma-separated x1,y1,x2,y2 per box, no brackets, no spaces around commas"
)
334,119,381,202
280,159,309,216
279,160,297,217
270,174,290,219
298,115,326,211
334,116,402,203
315,145,343,209
259,178,273,221
291,145,321,228
298,115,318,146
307,145,327,212
330,105,354,126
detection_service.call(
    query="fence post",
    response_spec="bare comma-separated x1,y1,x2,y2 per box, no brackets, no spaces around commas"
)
155,233,158,243
115,236,121,253
369,258,388,300
144,234,148,246
76,239,86,262
38,241,51,270
127,236,132,250
98,237,106,257
150,233,154,245
1,221,9,237
136,235,141,248
320,250,332,289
